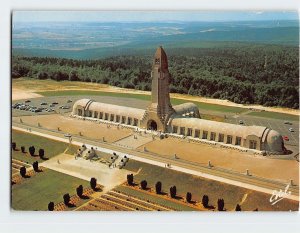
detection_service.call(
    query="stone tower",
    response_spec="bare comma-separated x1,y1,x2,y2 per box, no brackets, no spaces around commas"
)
140,46,175,132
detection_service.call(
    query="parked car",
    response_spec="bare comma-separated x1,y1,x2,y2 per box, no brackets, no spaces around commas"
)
239,120,244,124
284,121,292,125
289,128,294,132
19,105,26,110
24,100,31,103
40,102,47,105
60,105,70,109
52,102,59,105
283,136,289,141
67,100,72,103
12,103,21,109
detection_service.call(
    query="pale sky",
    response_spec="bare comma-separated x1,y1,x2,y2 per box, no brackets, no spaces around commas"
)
13,11,299,23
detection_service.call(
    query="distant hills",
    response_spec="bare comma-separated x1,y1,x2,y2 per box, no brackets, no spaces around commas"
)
12,20,299,59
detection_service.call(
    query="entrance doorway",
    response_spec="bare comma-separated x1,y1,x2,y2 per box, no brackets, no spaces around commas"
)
147,120,158,131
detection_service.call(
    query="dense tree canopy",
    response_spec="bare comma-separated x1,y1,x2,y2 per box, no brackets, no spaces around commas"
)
12,45,299,108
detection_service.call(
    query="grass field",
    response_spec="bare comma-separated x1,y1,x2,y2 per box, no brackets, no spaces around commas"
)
12,129,78,164
39,88,300,119
37,90,246,114
37,89,299,118
12,169,90,210
13,78,109,92
123,160,299,211
246,111,299,121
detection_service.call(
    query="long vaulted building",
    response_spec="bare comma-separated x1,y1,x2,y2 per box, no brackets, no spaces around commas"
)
72,46,285,154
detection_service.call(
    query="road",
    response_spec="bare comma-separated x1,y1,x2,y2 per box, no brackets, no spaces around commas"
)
12,122,299,201
227,115,299,147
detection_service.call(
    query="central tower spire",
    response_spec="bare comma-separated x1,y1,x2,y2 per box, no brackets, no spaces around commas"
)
140,46,174,132
150,46,174,119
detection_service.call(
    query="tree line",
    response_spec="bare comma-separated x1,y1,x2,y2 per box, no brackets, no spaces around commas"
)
12,45,299,108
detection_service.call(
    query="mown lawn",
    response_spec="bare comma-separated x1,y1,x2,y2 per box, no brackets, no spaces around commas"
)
12,169,90,211
123,160,299,211
12,129,78,164
246,111,298,121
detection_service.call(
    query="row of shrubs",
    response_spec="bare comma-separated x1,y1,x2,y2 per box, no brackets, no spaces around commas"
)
48,177,99,211
18,161,40,178
12,142,45,159
127,173,245,211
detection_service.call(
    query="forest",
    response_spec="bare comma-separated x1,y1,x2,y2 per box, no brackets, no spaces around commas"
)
12,45,299,109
